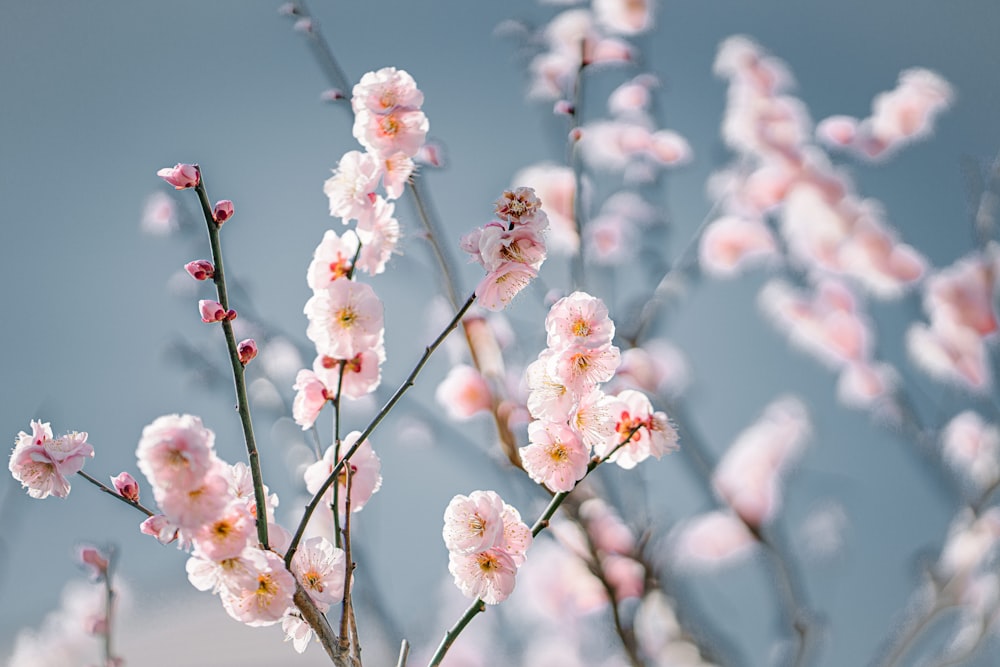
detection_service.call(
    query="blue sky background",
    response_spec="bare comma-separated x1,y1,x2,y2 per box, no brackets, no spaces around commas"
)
2,1,1000,665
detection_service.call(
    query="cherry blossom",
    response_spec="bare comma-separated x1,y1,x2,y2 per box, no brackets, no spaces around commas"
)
290,536,346,608
135,414,216,493
221,548,296,627
443,490,507,555
322,150,381,222
306,229,360,291
304,278,384,360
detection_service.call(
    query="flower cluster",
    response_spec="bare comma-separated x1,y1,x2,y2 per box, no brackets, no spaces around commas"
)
323,67,429,276
298,236,386,429
302,430,382,518
461,187,549,311
131,414,346,645
9,420,94,499
520,292,677,493
443,490,532,604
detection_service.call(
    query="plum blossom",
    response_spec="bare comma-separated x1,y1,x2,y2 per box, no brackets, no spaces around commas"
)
135,414,216,493
306,229,360,291
520,421,590,492
670,511,758,571
323,150,381,222
303,431,382,515
221,548,296,627
596,389,678,469
942,411,1000,491
304,278,384,360
157,163,199,189
435,364,493,420
545,291,615,350
9,421,94,499
448,548,518,605
110,471,140,503
291,536,346,608
443,490,507,555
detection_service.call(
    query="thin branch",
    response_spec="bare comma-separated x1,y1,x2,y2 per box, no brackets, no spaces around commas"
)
76,471,155,517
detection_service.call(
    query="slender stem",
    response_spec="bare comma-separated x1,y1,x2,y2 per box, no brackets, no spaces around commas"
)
427,599,487,667
293,582,349,666
76,471,155,517
396,639,410,667
339,465,354,654
102,545,117,667
193,172,270,550
758,528,812,667
408,179,462,311
568,51,587,291
287,292,478,567
878,595,955,667
290,1,352,97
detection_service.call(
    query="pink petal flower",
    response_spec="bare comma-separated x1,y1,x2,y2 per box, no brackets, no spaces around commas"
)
351,67,424,116
303,432,382,515
156,163,200,190
221,548,296,627
671,511,758,571
520,421,590,492
475,261,538,312
443,490,507,554
135,413,216,493
942,411,1000,491
596,389,678,468
322,150,381,222
448,548,518,604
304,278,384,360
77,545,109,580
292,369,329,430
199,299,227,323
698,215,777,277
291,536,346,608
307,229,360,291
140,514,179,545
436,364,493,420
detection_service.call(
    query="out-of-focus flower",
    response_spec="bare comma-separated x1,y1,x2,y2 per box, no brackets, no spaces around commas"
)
436,364,493,420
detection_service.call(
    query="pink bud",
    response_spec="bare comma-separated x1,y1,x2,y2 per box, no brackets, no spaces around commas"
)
553,100,575,116
569,127,584,143
320,88,345,102
140,514,178,545
212,200,234,224
293,17,313,33
156,163,200,190
277,2,299,16
225,309,238,321
111,471,140,502
77,545,109,579
199,299,226,323
184,260,215,281
237,338,258,365
415,142,445,168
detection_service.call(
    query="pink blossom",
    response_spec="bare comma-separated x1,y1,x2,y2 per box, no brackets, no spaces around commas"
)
816,115,859,148
141,191,178,236
907,319,990,391
546,342,621,394
608,76,655,117
9,421,94,499
355,196,401,275
111,471,140,502
942,411,1000,490
303,431,382,515
613,338,690,397
584,213,635,265
698,215,778,277
499,502,533,565
379,151,414,200
448,548,518,604
322,150,381,222
570,388,617,451
351,67,424,116
602,554,645,600
526,350,578,423
307,229,360,291
135,414,216,493
443,490,507,554
436,364,493,420
671,511,758,571
156,163,199,189
186,547,257,594
579,497,635,555
222,461,278,523
648,130,692,167
924,253,998,337
292,369,330,430
712,397,810,526
520,421,590,492
477,224,548,273
353,107,429,158
836,361,897,409
237,338,257,365
282,613,315,654
868,68,953,154
184,259,215,281
545,291,615,350
596,389,678,468
212,199,234,224
593,0,653,35
191,502,255,561
304,278,384,360
290,536,346,608
475,261,538,312
156,465,230,531
221,548,296,627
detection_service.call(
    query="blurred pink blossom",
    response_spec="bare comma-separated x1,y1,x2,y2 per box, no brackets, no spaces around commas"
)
436,364,493,420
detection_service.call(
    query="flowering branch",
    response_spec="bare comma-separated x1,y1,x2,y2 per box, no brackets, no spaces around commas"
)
77,471,155,517
427,424,644,667
192,172,270,550
286,291,478,567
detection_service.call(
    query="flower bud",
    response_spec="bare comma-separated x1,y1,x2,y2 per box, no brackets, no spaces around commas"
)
237,338,258,365
320,88,345,102
553,100,575,116
111,471,140,502
184,260,215,281
293,17,313,33
199,299,226,323
156,163,200,190
226,309,238,321
212,200,234,224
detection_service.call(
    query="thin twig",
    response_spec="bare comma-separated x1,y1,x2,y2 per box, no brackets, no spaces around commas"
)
76,471,155,517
